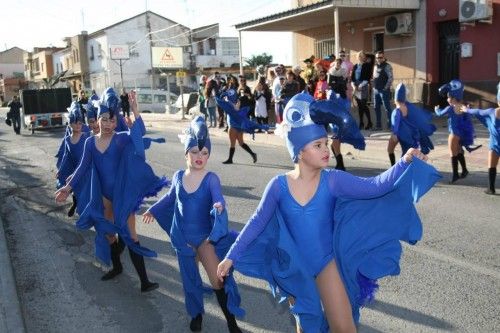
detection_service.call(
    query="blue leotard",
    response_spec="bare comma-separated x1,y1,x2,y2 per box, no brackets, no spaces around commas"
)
435,105,474,146
69,117,146,200
465,107,500,155
154,170,225,247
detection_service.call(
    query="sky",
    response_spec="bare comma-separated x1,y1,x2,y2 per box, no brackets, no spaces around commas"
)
1,0,294,65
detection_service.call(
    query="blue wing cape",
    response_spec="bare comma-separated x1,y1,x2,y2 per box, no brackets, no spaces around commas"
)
215,97,269,138
75,120,169,265
310,96,366,150
234,158,441,332
392,103,436,155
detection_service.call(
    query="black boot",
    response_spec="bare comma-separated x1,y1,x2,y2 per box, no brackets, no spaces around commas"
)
457,153,469,178
241,143,257,163
214,289,242,333
128,242,159,292
388,153,396,166
189,314,202,332
101,239,124,281
223,147,235,164
335,154,346,171
68,194,77,217
450,156,460,183
485,167,497,194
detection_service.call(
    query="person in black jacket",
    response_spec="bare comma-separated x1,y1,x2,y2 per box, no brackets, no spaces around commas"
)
351,51,373,130
120,88,131,118
7,96,22,135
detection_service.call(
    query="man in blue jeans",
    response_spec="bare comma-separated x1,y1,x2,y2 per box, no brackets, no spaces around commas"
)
372,51,393,130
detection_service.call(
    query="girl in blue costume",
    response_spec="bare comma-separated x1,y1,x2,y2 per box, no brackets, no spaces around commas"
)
56,102,92,217
459,82,500,194
323,91,365,171
217,93,440,333
85,100,100,135
55,89,168,292
143,116,244,332
435,79,480,183
387,83,436,165
216,88,268,164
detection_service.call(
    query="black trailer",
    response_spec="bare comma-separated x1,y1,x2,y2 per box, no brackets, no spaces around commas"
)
20,88,72,134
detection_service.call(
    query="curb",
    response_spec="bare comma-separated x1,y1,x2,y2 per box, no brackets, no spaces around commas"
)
0,215,26,333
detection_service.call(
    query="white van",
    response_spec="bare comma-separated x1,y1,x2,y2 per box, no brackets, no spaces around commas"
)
135,88,178,113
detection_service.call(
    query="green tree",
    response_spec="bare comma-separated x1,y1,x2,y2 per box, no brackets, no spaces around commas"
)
244,53,273,67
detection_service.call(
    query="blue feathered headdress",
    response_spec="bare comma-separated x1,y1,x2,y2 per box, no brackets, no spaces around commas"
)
395,83,406,102
67,101,84,124
85,101,98,120
181,116,211,155
99,87,121,117
438,79,464,100
276,93,327,163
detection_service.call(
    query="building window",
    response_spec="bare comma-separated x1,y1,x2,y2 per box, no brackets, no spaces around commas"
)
41,62,44,72
221,39,238,56
198,41,204,55
90,46,94,60
314,38,335,59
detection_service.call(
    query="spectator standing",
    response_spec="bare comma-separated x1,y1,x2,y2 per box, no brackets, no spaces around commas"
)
198,75,208,120
213,72,225,128
253,79,269,131
237,75,254,120
327,58,348,99
7,95,22,135
120,89,130,118
293,65,306,92
204,79,217,128
272,74,285,124
313,70,328,100
77,90,89,123
372,51,394,130
280,70,300,106
339,50,353,100
351,51,373,130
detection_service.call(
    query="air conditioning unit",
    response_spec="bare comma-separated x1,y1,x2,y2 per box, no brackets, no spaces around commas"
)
459,0,493,22
385,13,413,35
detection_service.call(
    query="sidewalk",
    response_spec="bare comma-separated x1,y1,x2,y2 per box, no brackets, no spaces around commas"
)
0,215,26,333
141,112,490,171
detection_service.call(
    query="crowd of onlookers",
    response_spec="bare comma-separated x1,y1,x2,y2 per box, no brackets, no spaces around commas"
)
197,49,394,132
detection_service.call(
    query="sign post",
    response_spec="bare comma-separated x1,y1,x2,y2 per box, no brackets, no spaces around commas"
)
109,45,130,89
152,47,185,119
176,70,187,119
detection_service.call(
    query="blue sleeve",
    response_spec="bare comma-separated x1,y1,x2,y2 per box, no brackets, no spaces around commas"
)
466,107,496,117
328,160,409,199
68,136,93,189
392,109,401,134
208,173,225,207
226,177,281,262
434,106,450,117
134,116,146,136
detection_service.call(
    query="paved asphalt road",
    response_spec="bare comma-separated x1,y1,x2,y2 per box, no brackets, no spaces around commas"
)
0,108,499,332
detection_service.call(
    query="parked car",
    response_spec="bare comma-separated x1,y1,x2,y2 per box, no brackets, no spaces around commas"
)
135,88,178,113
168,92,199,114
